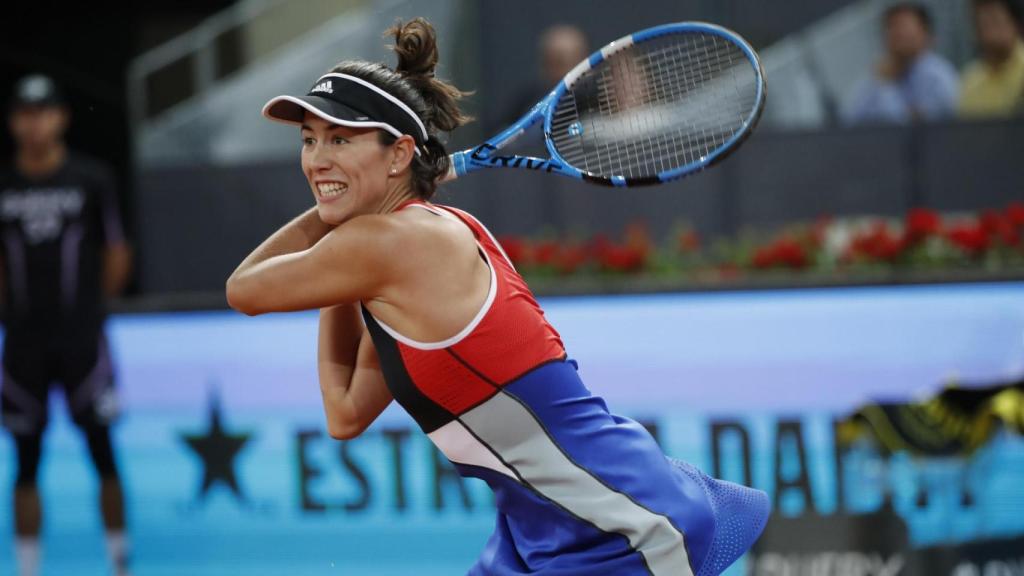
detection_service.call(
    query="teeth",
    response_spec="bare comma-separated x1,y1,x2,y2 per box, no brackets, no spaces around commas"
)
317,182,348,197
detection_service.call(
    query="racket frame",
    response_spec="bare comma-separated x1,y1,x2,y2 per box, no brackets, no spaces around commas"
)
448,21,766,187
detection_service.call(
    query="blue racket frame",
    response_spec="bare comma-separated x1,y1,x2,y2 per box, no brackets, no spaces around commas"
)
448,22,766,187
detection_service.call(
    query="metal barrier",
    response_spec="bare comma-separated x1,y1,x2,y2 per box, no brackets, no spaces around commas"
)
127,0,457,166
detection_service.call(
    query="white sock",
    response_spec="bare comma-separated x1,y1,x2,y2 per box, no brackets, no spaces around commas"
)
15,536,40,576
106,531,131,576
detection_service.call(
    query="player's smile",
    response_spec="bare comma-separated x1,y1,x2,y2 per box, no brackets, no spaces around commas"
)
315,180,348,202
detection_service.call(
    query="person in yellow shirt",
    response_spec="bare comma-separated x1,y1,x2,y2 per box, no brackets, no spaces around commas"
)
959,0,1024,118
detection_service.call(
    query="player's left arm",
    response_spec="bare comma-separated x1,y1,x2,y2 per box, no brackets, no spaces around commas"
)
317,303,392,439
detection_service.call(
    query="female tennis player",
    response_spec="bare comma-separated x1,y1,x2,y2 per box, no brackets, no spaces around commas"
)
227,18,770,576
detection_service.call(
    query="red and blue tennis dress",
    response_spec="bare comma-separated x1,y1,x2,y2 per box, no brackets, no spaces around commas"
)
361,201,770,576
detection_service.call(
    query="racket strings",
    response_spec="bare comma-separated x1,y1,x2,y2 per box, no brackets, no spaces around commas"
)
595,39,735,112
593,37,749,173
550,31,760,180
598,45,745,172
622,37,753,138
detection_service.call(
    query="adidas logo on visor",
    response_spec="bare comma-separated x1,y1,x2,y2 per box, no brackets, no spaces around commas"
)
311,81,333,94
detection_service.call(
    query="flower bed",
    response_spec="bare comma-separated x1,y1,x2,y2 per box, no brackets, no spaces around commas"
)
497,202,1024,289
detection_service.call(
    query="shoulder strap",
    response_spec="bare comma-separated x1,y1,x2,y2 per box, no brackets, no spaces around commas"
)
435,205,516,271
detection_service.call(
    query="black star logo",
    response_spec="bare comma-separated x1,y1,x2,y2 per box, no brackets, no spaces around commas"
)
180,387,252,503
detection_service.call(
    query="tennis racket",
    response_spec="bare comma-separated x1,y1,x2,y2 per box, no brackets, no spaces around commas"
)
445,22,766,187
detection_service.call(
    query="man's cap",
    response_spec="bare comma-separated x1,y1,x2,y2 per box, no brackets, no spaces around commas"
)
10,74,65,109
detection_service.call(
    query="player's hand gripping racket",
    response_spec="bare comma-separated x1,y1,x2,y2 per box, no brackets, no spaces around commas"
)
446,22,766,187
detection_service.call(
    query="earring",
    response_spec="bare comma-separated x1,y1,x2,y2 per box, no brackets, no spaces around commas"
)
390,167,397,174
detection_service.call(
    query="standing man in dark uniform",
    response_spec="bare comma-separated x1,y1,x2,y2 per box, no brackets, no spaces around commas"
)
1,74,132,576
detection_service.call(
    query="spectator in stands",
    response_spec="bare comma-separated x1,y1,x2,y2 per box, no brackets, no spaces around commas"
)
842,3,959,125
500,25,589,128
959,0,1024,118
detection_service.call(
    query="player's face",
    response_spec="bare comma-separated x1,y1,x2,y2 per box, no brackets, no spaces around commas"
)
885,11,930,61
8,105,68,151
300,114,392,225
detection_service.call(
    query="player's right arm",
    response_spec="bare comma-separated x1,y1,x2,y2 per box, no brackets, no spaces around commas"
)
226,210,405,315
317,303,392,439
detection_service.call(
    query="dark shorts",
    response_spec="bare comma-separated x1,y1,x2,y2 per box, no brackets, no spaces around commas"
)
1,333,118,434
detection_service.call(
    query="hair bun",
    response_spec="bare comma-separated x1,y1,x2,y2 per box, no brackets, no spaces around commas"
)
388,18,439,78
381,17,472,133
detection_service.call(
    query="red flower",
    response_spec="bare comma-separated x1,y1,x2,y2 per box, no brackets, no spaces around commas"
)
1002,226,1021,246
876,235,904,260
977,209,1022,247
597,243,647,272
979,210,1004,234
1006,202,1024,227
677,229,700,253
497,236,531,267
751,236,809,269
752,245,777,269
533,240,561,267
904,208,942,244
849,222,904,262
589,233,612,257
776,237,809,268
947,223,990,256
556,244,589,274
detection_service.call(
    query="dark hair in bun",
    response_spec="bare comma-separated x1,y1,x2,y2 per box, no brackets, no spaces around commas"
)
388,18,472,133
328,17,471,200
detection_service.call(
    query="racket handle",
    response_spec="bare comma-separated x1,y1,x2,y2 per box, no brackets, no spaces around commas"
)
439,160,459,183
439,151,468,184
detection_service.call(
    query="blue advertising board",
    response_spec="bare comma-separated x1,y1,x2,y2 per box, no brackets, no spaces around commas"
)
1,282,1023,575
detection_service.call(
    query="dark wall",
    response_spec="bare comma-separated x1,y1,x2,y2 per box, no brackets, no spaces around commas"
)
135,120,1024,294
0,0,234,178
0,2,136,223
138,161,309,293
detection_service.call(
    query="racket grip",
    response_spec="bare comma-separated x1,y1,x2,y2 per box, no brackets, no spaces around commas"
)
439,151,467,184
439,160,459,183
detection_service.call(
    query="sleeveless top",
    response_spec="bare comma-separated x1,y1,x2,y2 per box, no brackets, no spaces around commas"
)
360,201,716,576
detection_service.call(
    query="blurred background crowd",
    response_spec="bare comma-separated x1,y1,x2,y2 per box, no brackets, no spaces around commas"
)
1,0,1023,575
